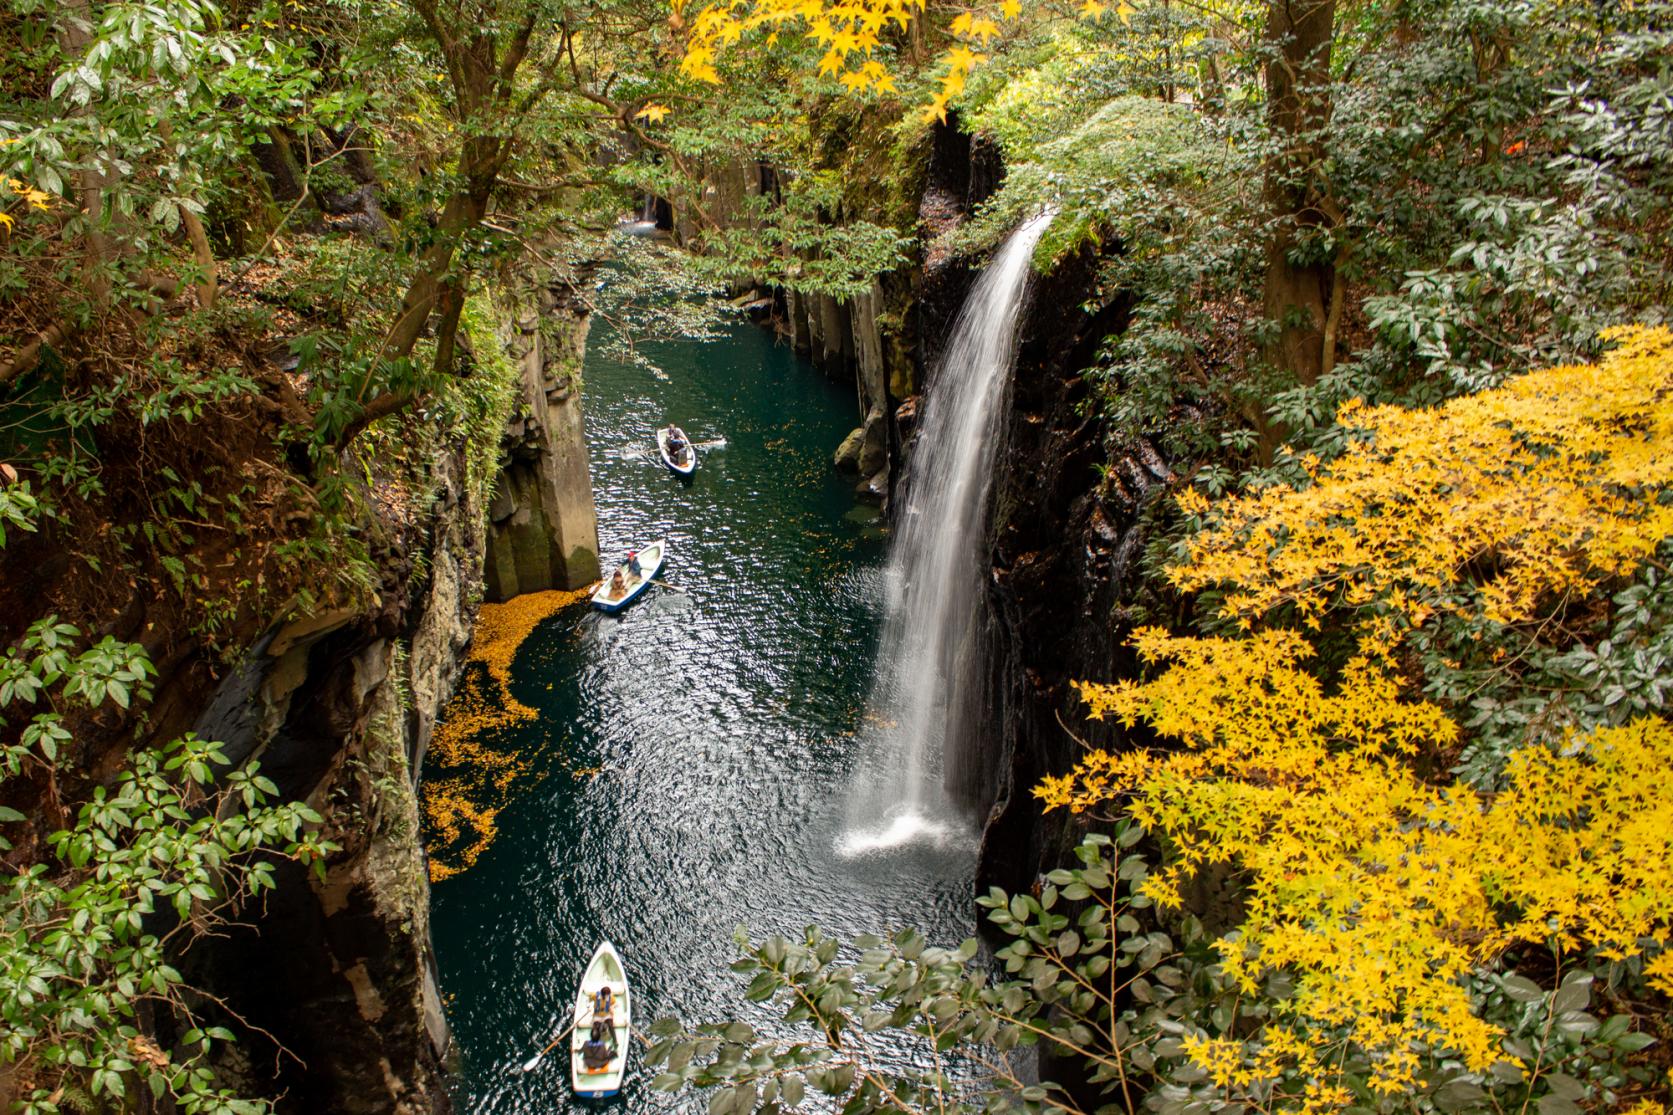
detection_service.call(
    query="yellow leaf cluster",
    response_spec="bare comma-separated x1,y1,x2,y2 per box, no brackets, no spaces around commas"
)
1043,633,1673,1093
421,584,594,881
635,102,673,124
1035,329,1673,1104
0,174,54,232
672,0,1132,117
1177,326,1673,631
677,0,924,87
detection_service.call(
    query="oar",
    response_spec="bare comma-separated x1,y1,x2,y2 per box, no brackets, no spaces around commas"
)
650,578,688,595
520,1015,577,1073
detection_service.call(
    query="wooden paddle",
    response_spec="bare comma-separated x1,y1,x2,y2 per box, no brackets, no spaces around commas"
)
650,578,688,595
519,1015,577,1073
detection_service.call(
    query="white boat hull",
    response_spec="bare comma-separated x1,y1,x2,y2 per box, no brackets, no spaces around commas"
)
657,428,697,475
591,541,665,613
571,940,632,1097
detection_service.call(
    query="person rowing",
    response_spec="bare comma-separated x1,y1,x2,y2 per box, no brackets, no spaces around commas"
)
580,1019,613,1071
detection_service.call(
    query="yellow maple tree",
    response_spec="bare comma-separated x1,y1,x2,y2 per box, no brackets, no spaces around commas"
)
672,0,1135,120
1175,325,1673,633
1041,630,1673,1093
1037,328,1673,1102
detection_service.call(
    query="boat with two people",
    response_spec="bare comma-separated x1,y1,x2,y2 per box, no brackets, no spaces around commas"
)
657,425,696,476
571,940,632,1098
591,540,666,613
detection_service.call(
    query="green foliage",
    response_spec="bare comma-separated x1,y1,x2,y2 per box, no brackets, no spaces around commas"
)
648,828,1179,1114
0,475,39,545
0,614,336,1114
450,293,525,506
660,818,1667,1114
1341,0,1673,394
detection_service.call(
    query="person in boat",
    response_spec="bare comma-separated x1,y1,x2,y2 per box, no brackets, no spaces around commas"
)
581,1025,612,1071
593,985,614,1020
626,549,641,579
609,569,626,597
666,426,687,460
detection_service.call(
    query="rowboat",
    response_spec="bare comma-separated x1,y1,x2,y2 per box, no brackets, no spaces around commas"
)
657,426,697,475
570,940,632,1098
591,540,665,613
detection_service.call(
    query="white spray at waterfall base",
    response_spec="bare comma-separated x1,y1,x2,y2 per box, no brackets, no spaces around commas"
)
837,210,1055,858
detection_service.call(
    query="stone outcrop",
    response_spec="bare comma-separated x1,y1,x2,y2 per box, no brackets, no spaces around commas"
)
955,247,1178,900
484,292,600,599
833,425,866,472
184,429,498,1113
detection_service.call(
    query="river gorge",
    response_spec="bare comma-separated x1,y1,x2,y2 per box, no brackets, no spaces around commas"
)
426,317,982,1112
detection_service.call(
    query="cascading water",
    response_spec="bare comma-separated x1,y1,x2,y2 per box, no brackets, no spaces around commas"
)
838,210,1054,856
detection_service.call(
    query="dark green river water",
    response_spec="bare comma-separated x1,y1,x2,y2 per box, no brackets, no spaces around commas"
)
427,320,979,1112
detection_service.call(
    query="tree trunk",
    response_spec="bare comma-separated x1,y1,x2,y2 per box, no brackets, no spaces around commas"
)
1260,0,1336,390
54,0,115,307
333,1,539,447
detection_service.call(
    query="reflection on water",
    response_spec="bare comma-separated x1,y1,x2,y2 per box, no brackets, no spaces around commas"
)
425,323,977,1112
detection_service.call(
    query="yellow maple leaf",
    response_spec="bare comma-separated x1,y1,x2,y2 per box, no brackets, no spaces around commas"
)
634,103,672,124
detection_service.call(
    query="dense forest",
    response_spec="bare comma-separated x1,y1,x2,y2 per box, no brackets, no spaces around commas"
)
2,0,1670,1112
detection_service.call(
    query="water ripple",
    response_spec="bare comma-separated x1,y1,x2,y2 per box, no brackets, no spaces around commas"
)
427,324,977,1113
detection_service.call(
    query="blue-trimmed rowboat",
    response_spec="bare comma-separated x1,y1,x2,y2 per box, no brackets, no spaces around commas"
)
591,540,665,614
657,426,696,475
570,940,631,1098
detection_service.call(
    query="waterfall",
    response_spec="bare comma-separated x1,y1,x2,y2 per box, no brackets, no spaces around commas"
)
838,211,1054,856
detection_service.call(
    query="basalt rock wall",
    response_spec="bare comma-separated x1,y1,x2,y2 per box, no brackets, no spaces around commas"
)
805,116,1003,504
180,292,603,1110
484,291,601,599
184,431,497,1113
198,290,610,1107
889,224,1177,896
972,253,1180,897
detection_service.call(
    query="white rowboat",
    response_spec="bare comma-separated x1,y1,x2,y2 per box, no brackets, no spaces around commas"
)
591,540,665,614
570,940,632,1098
657,426,697,475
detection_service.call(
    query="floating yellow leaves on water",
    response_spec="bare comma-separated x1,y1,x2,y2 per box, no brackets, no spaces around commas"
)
422,583,596,882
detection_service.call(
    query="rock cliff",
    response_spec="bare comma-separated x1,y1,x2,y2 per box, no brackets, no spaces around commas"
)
484,291,601,599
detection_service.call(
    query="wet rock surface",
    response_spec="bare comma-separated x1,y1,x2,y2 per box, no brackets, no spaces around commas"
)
922,243,1179,898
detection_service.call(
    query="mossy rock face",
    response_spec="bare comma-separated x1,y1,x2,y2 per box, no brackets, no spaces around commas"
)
833,426,866,473
563,544,601,589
